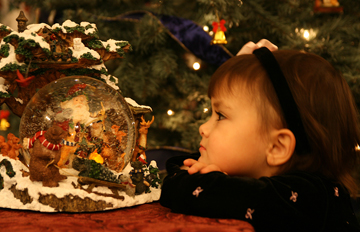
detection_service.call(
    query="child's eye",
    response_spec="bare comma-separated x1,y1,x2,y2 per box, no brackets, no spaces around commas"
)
215,111,226,121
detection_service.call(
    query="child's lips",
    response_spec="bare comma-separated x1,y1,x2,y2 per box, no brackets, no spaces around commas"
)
199,145,206,152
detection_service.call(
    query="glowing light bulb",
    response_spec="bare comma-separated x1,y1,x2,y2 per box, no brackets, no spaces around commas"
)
303,30,310,40
193,62,200,70
203,26,209,32
167,109,174,116
203,108,209,113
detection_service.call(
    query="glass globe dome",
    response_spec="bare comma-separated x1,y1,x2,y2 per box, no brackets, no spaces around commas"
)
19,76,135,172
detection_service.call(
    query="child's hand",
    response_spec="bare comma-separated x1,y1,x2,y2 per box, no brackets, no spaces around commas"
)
183,158,225,175
236,39,278,56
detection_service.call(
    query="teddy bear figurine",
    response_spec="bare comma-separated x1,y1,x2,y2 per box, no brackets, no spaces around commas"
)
28,124,68,187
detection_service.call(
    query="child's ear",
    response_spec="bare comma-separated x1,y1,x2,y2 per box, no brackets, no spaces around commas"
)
266,129,296,167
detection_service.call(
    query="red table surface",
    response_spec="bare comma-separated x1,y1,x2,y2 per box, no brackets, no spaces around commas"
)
0,202,255,232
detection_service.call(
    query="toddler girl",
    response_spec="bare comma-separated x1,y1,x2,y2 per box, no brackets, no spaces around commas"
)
160,41,360,232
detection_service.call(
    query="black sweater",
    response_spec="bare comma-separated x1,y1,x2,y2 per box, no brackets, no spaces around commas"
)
160,153,360,232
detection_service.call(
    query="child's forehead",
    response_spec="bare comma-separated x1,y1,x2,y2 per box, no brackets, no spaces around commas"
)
210,78,254,99
210,84,258,108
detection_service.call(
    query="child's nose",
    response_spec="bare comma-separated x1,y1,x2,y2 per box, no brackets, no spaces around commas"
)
199,121,209,137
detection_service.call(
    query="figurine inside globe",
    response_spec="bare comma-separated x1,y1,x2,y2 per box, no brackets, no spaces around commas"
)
19,76,136,173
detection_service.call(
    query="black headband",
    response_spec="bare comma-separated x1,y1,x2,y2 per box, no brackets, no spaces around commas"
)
253,47,311,154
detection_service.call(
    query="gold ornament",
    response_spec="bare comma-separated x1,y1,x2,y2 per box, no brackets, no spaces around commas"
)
211,19,227,45
0,118,10,131
0,109,10,131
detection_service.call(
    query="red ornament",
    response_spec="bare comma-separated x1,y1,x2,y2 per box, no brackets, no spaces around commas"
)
212,19,227,33
0,110,10,119
211,19,228,45
15,69,35,87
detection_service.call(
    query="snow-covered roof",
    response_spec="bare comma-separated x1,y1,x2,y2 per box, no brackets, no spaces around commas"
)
26,23,52,33
7,30,50,50
70,46,101,60
125,98,152,111
90,63,107,71
80,22,97,35
101,39,128,52
51,20,98,35
100,74,119,90
0,19,131,100
0,23,12,32
0,44,22,70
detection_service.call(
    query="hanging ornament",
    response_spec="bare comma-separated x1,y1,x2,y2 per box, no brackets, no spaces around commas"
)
314,0,343,13
0,110,10,131
211,19,227,45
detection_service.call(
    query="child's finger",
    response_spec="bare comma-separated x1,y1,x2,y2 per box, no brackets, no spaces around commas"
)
187,162,207,175
256,39,278,51
236,39,278,56
183,158,197,167
236,41,258,56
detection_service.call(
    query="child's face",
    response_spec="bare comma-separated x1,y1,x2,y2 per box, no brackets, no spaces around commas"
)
198,88,273,178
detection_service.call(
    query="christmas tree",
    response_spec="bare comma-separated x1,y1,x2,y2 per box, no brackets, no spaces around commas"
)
3,0,360,151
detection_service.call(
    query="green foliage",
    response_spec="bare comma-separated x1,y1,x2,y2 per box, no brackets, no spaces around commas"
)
73,157,121,184
0,159,16,190
116,41,131,48
64,25,85,34
0,25,11,32
0,44,10,57
0,159,15,178
42,47,52,57
0,91,11,98
80,52,98,60
11,38,51,59
71,57,78,63
109,75,116,83
148,165,161,188
15,46,33,59
114,41,132,57
63,23,98,38
3,34,19,43
87,39,103,49
84,24,94,30
51,27,62,33
115,47,125,57
0,63,27,72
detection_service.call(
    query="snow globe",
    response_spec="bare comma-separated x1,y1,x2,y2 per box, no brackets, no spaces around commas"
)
19,75,136,173
0,15,161,212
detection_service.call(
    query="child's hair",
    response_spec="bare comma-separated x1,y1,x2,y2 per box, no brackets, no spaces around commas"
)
208,50,360,196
